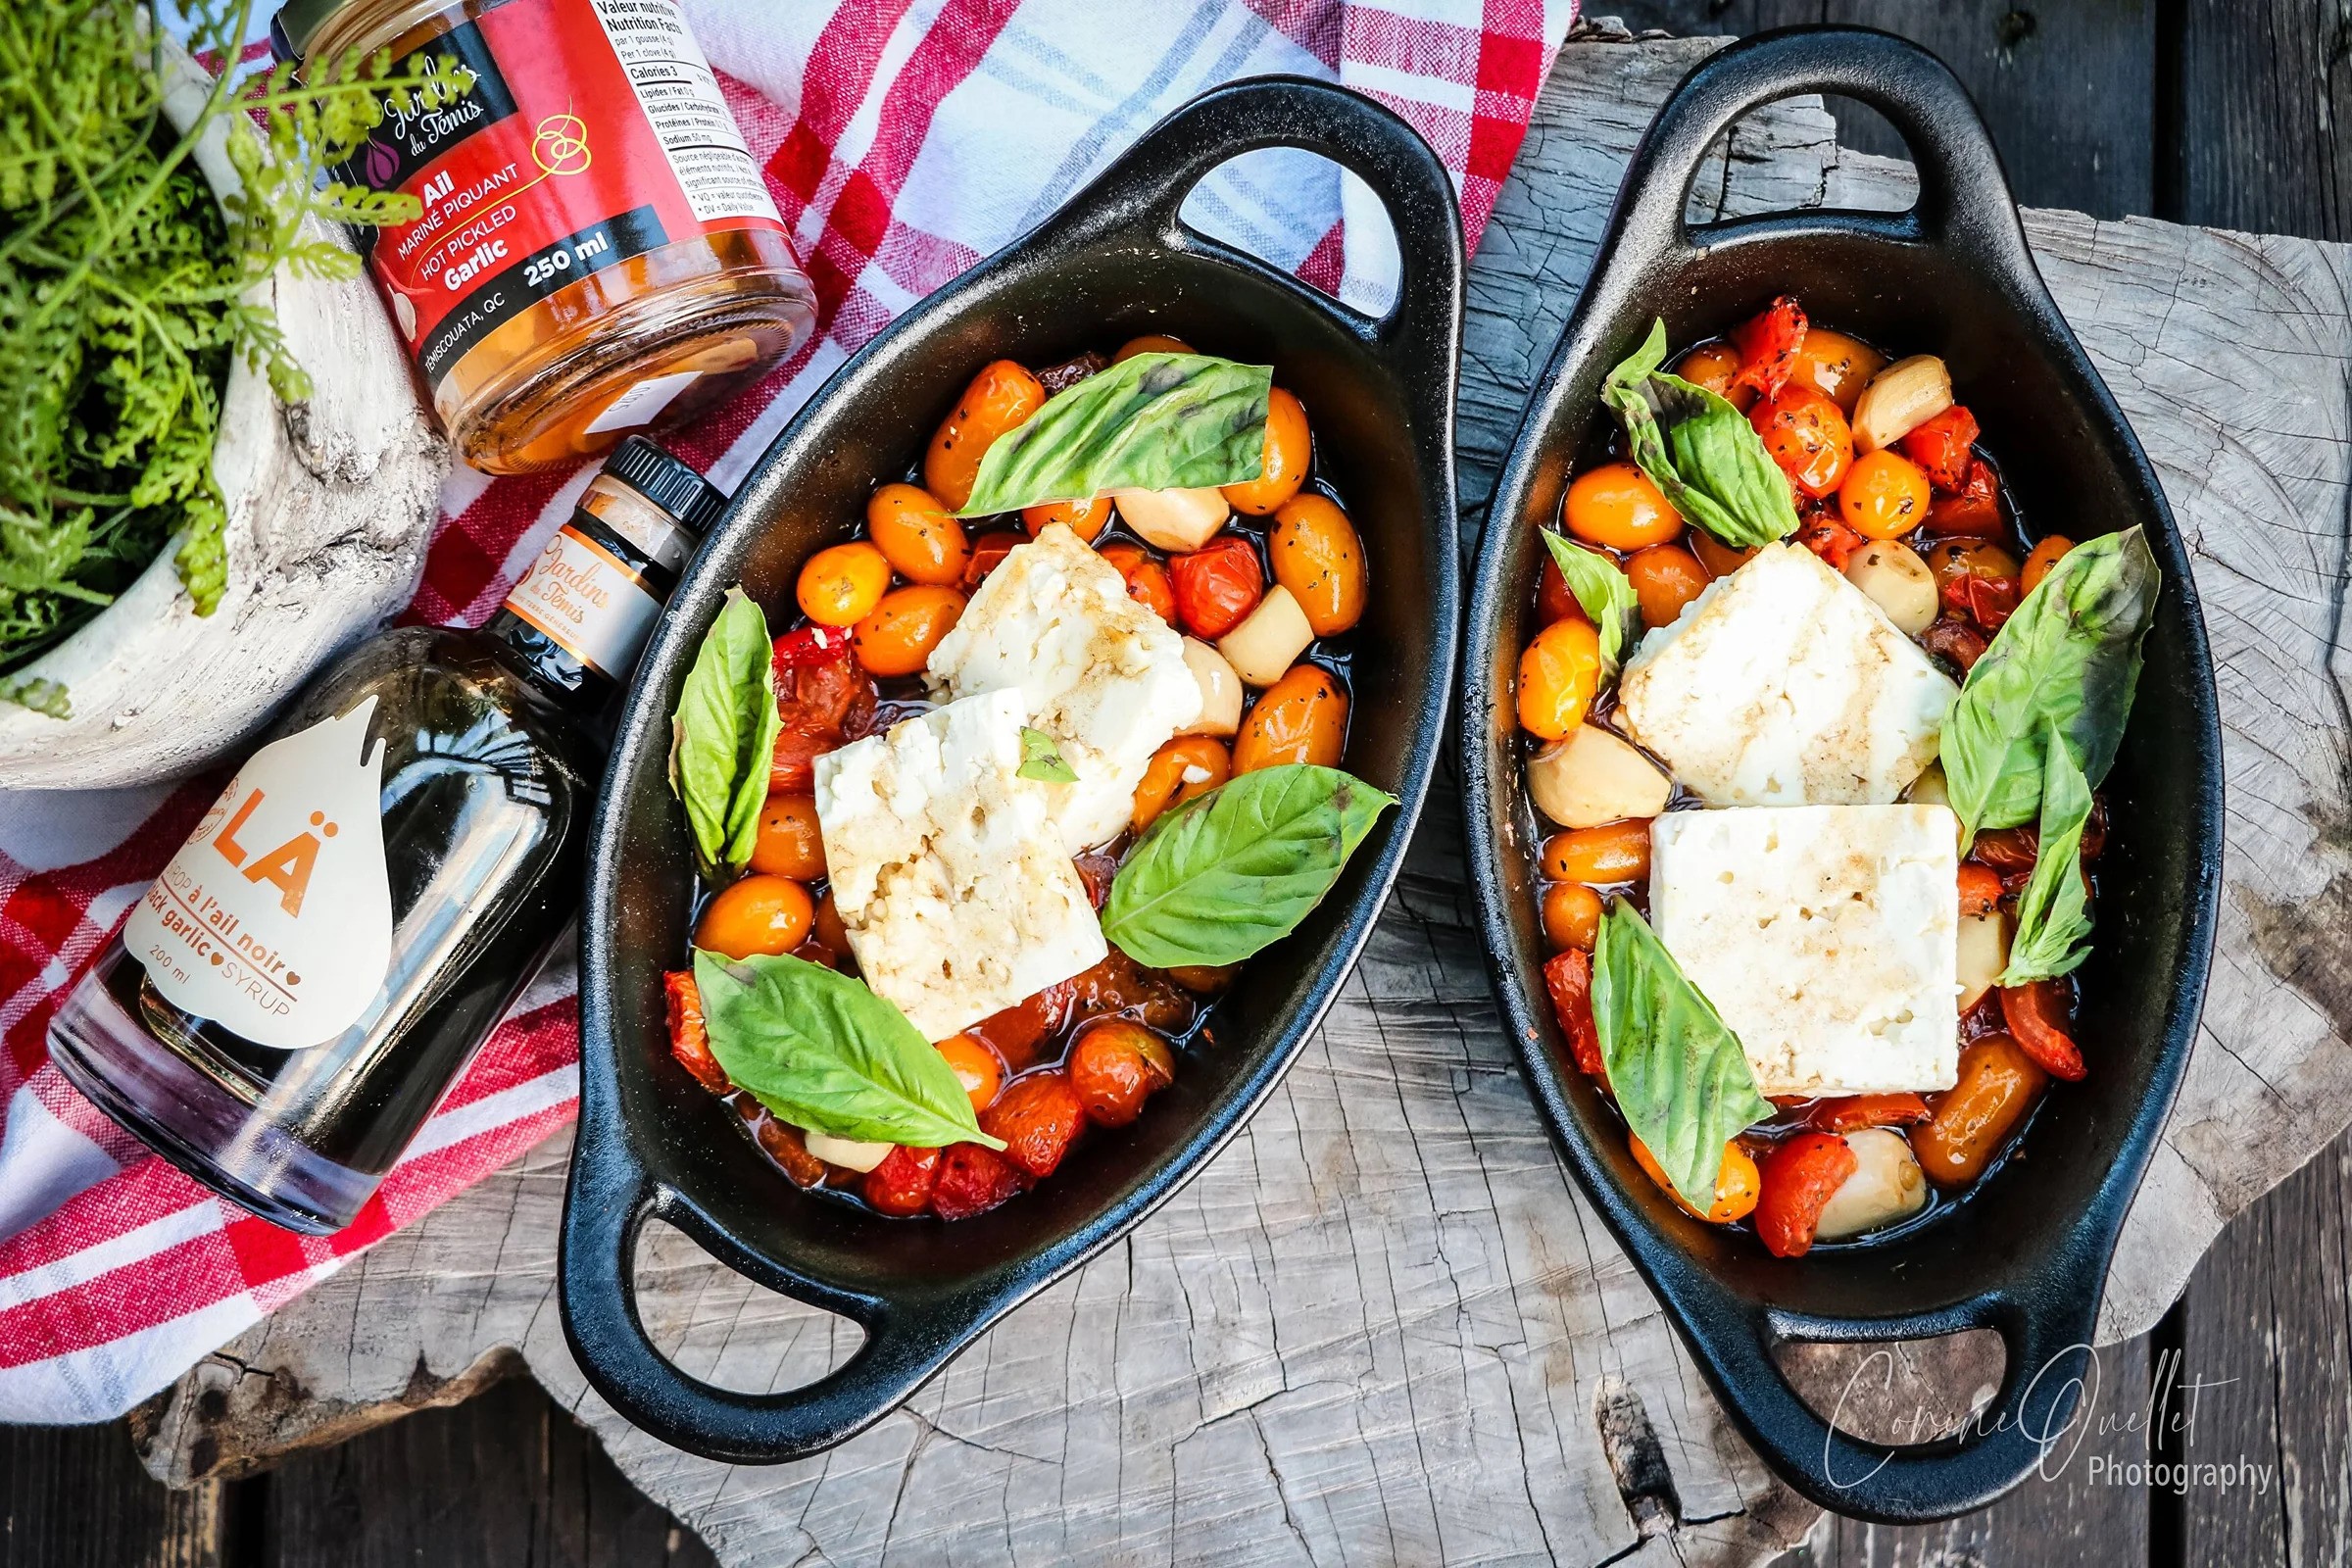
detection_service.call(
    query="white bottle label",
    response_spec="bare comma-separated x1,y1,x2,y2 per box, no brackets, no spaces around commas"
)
503,521,665,680
589,0,783,225
122,701,394,1052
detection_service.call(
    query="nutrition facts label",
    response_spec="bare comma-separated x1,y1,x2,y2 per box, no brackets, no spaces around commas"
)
589,0,782,226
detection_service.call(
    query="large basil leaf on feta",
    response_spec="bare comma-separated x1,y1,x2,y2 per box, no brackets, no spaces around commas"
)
1940,527,2158,843
694,949,1002,1151
957,352,1272,517
1102,762,1396,968
1591,899,1774,1211
1999,718,2097,985
1541,530,1642,677
671,586,782,874
1601,318,1800,549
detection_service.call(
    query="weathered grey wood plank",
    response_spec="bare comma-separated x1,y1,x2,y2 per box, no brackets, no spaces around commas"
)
119,33,2352,1566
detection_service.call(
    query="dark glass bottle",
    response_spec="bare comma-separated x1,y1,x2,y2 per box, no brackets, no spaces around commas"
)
47,437,721,1234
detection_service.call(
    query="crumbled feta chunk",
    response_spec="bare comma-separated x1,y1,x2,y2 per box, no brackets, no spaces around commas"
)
1648,804,1960,1097
812,690,1105,1042
1616,542,1957,807
926,523,1200,850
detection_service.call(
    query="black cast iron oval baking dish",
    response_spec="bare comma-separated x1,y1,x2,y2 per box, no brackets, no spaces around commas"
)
1460,28,2221,1524
559,76,1462,1465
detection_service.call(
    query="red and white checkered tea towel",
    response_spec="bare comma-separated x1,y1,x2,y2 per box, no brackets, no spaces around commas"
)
0,0,1574,1424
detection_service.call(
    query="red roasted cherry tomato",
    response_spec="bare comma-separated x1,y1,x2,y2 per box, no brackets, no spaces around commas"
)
1807,1093,1931,1133
980,1071,1089,1179
1097,542,1176,623
1067,1020,1178,1128
1957,863,2005,919
1925,459,2004,537
1730,295,1808,402
962,528,1025,590
1170,535,1265,639
662,970,727,1094
863,1146,941,1217
1750,385,1853,499
931,1142,1026,1219
2001,980,2086,1081
1795,513,1867,572
1900,405,1980,492
1544,948,1604,1080
1755,1131,1860,1258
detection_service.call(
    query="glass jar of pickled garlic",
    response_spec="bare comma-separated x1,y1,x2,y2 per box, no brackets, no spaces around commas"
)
273,0,816,474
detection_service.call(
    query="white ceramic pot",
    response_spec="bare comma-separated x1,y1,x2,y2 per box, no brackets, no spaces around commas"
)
0,39,449,789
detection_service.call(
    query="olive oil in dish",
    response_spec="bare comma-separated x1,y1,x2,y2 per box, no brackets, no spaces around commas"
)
47,437,723,1234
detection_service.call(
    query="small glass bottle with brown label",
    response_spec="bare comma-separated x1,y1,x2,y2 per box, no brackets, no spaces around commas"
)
47,437,722,1234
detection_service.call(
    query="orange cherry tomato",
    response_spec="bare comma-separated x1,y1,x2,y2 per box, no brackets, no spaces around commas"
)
851,584,965,677
812,890,850,955
1066,1020,1177,1128
1113,333,1193,362
1787,326,1886,414
1515,616,1600,741
1541,818,1651,884
1914,1033,2047,1186
1269,493,1367,637
925,360,1044,512
1131,735,1232,833
1021,496,1111,542
1673,341,1749,407
865,483,969,585
1097,541,1176,623
1749,384,1852,499
796,541,892,627
1687,528,1753,579
1564,462,1684,551
749,793,825,880
1541,882,1602,952
1231,663,1347,771
1223,387,1311,514
2022,534,2076,596
935,1033,1005,1112
1838,449,1932,540
694,874,813,959
1170,535,1264,640
1755,1132,1859,1257
1622,544,1708,626
1631,1135,1762,1224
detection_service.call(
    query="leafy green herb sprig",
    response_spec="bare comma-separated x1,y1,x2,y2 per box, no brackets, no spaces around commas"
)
0,0,462,711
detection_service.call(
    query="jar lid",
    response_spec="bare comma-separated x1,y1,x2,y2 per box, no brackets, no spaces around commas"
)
600,436,727,535
268,0,347,61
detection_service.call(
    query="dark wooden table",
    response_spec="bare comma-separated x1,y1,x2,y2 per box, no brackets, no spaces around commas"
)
5,6,2343,1564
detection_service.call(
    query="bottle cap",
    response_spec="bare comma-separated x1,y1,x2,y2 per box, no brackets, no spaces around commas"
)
600,436,727,536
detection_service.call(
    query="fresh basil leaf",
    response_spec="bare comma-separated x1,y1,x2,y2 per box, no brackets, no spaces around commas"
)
670,587,783,873
1601,318,1800,549
1999,718,2097,985
1540,530,1642,677
1102,762,1396,968
1018,725,1079,782
1591,899,1775,1211
693,949,1003,1152
1941,527,2159,842
957,353,1272,517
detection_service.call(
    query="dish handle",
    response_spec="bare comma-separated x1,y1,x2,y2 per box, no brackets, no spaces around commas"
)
1604,25,2029,266
559,1123,982,1465
1048,74,1465,405
1691,1282,2098,1523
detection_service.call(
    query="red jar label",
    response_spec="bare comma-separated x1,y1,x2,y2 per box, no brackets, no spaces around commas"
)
347,0,787,391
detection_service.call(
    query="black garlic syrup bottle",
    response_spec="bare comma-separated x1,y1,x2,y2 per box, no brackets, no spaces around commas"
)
48,436,722,1233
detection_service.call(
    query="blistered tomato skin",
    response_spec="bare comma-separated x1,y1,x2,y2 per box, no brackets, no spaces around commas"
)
1232,663,1347,771
931,1143,1025,1219
1755,1132,1859,1257
797,541,892,627
862,1146,940,1216
1223,387,1311,515
1097,542,1177,623
695,875,813,959
1170,536,1264,639
1067,1020,1177,1127
1269,493,1367,636
980,1072,1089,1179
865,483,970,585
926,361,1044,512
1564,462,1683,551
1515,617,1601,741
851,584,965,676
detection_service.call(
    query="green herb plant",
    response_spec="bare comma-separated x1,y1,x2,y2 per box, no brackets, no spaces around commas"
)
0,0,461,714
671,587,782,876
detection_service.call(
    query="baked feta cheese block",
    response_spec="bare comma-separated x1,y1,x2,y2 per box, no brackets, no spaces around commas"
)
926,523,1200,851
1617,542,1957,806
1648,804,1960,1097
812,689,1105,1042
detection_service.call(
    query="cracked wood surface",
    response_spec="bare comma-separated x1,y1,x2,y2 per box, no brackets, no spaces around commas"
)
127,34,2352,1564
